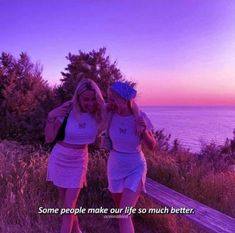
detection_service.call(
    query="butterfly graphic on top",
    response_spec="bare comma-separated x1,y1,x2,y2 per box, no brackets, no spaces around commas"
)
119,128,127,134
79,123,86,128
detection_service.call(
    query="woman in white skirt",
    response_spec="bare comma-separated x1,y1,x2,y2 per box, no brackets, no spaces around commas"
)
105,81,156,233
45,78,105,233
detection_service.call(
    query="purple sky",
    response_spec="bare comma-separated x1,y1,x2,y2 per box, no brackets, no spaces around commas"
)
1,0,235,105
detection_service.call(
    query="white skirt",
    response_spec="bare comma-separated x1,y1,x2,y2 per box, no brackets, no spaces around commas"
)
107,150,147,193
47,143,88,188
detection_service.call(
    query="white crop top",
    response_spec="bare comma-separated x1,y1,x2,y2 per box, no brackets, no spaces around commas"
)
109,111,154,153
58,110,98,145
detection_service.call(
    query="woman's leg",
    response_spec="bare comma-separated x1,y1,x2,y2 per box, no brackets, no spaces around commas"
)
58,187,81,233
60,188,81,233
72,215,81,233
118,181,142,233
111,193,122,208
58,187,66,207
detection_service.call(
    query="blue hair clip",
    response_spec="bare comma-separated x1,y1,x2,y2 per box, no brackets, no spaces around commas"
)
111,81,137,100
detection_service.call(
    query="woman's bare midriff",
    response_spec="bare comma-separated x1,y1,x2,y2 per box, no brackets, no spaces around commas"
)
57,141,87,149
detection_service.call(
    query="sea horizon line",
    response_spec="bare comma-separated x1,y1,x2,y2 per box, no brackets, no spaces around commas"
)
139,105,235,108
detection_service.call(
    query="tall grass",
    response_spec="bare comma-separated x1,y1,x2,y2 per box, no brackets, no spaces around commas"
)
0,140,174,233
145,130,235,218
1,137,235,233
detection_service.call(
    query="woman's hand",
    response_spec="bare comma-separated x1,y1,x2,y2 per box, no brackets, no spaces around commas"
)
142,130,157,151
48,101,72,119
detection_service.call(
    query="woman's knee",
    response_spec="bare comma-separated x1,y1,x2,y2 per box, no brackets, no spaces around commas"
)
63,188,80,208
119,189,140,208
58,187,66,200
112,192,122,207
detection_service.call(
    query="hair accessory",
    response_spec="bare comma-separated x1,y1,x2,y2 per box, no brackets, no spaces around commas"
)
110,81,136,100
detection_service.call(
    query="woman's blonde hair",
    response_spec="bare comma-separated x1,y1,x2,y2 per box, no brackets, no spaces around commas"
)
108,86,140,117
72,78,105,125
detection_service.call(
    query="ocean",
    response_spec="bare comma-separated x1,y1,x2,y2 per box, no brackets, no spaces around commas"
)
141,106,235,152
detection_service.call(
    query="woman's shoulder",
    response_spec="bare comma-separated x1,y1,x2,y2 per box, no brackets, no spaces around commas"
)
103,103,114,118
140,111,154,130
139,110,149,118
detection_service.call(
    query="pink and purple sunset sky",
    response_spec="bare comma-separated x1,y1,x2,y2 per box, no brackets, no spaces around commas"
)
1,0,235,106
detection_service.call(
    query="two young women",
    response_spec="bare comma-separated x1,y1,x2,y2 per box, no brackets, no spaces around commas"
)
45,79,156,233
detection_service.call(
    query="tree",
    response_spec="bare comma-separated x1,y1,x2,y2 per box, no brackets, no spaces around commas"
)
0,52,55,143
0,48,135,144
56,47,134,102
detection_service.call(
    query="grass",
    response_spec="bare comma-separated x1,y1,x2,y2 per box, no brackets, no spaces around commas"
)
1,139,235,233
144,142,235,218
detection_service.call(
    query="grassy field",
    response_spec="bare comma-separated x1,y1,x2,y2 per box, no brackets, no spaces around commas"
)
1,139,235,233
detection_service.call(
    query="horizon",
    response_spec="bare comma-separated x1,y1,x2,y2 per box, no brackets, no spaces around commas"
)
140,104,235,107
1,0,235,106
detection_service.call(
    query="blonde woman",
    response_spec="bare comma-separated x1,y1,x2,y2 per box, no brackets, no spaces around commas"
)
105,81,156,233
45,78,105,233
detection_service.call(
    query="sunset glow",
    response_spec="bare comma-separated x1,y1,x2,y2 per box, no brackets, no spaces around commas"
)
1,0,235,106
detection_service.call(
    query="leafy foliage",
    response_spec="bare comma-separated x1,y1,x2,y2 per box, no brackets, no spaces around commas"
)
0,48,134,143
0,52,54,143
56,47,130,102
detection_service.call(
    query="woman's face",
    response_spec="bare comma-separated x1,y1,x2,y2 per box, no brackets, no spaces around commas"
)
107,89,127,112
78,90,96,113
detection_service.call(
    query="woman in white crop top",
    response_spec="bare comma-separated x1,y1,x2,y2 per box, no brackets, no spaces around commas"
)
105,81,156,233
45,78,105,233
